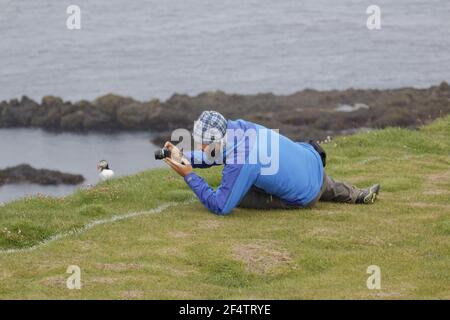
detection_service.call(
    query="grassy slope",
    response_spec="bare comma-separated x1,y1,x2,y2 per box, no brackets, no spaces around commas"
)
0,116,449,299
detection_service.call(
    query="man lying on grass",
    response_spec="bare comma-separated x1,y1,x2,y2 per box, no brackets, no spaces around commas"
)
163,111,380,215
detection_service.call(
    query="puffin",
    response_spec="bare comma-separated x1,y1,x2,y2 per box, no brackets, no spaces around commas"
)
97,160,115,181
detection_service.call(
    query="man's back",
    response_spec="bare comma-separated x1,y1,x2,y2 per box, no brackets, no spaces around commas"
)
251,123,324,206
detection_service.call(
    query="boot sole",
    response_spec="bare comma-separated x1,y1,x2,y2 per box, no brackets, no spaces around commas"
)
364,185,380,204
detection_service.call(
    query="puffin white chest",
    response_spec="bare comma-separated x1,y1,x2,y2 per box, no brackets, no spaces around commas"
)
99,169,114,181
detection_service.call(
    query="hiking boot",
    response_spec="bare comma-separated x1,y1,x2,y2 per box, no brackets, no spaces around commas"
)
356,184,380,204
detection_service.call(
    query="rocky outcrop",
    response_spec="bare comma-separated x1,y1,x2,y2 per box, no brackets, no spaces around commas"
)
0,164,85,186
1,82,450,143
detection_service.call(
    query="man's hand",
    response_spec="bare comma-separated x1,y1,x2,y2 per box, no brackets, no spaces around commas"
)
164,157,193,177
163,141,176,151
164,141,187,163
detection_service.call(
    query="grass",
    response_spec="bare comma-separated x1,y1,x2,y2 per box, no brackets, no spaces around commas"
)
0,116,449,299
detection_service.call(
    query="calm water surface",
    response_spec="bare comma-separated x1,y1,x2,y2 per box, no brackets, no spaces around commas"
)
0,129,164,203
0,0,449,101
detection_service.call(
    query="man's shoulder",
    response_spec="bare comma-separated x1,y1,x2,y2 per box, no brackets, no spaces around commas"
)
228,119,264,130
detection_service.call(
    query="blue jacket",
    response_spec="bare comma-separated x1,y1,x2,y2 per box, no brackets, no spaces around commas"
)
183,119,324,215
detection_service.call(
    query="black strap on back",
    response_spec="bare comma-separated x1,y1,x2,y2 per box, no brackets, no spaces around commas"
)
307,140,327,167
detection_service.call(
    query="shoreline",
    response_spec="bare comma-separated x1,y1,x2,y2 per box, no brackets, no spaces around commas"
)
1,82,449,144
0,164,84,187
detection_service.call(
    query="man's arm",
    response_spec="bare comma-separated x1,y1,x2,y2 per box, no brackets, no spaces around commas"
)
183,150,224,169
183,163,258,215
163,148,259,215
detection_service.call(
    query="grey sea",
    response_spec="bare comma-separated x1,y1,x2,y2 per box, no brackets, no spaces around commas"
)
0,0,449,202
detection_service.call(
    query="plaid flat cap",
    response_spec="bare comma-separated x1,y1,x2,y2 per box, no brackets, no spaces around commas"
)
193,111,228,144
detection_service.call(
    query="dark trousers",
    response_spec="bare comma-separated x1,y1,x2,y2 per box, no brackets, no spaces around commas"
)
238,173,362,210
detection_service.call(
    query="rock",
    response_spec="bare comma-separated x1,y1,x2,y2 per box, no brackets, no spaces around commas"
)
41,96,64,108
117,102,150,128
0,164,85,186
94,94,135,115
12,96,40,125
29,96,65,128
0,101,15,126
83,105,115,130
60,110,84,130
0,83,449,143
60,100,116,131
438,81,450,91
29,106,61,128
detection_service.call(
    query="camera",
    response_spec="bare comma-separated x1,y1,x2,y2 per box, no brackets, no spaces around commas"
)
154,147,171,160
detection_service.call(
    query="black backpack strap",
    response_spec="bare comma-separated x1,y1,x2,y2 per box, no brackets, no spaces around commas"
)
307,140,327,167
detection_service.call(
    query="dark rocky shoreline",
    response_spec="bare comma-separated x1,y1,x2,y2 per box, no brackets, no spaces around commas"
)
1,82,449,144
0,164,84,186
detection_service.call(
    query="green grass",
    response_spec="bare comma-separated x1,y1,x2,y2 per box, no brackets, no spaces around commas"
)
0,116,449,299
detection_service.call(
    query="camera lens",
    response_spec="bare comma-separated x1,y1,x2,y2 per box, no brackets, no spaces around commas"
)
163,148,171,158
154,148,171,160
